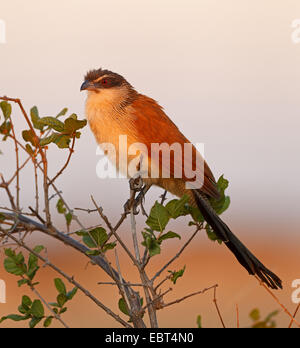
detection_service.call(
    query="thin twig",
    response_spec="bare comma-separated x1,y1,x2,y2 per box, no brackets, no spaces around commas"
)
151,226,202,281
213,286,226,328
255,275,300,328
163,284,218,309
236,304,239,328
288,304,300,328
49,136,75,185
98,282,144,287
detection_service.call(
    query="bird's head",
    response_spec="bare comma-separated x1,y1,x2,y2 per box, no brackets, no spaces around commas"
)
80,68,137,107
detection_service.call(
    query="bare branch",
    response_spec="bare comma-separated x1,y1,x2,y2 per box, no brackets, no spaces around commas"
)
213,285,226,328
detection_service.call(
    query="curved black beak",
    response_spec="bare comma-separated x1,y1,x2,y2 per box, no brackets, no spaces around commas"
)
80,80,93,91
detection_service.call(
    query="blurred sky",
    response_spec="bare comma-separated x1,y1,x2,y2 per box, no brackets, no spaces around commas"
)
0,0,300,240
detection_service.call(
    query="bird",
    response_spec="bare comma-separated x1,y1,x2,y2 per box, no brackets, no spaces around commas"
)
80,68,282,290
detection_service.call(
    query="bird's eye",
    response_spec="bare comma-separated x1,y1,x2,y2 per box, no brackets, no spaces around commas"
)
101,79,108,85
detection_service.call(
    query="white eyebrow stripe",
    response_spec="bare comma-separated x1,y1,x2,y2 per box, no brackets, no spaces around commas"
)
93,75,109,83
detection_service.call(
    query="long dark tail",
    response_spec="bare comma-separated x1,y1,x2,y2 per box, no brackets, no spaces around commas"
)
193,191,282,290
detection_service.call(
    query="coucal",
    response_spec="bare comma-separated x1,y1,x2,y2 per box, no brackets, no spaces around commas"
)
80,68,282,290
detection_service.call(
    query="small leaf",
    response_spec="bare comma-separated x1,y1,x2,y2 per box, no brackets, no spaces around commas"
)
0,314,28,323
25,144,34,155
57,293,67,308
64,117,87,135
30,106,44,131
250,308,260,322
158,231,181,243
146,201,170,232
0,101,12,120
18,279,29,287
4,258,26,276
22,130,38,147
44,316,53,328
56,108,68,118
165,195,190,219
206,224,222,244
65,212,73,227
38,117,65,132
169,266,186,284
59,307,67,314
86,250,101,256
66,287,78,300
29,317,42,328
30,300,44,318
56,199,66,214
22,295,32,309
197,315,202,328
141,231,161,257
102,242,117,252
33,245,45,254
54,278,67,295
118,298,129,316
82,228,108,248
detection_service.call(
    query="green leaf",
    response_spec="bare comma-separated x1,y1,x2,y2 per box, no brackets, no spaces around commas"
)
85,250,101,256
30,106,44,131
102,242,117,252
56,199,67,214
53,134,71,149
49,302,59,307
64,117,87,135
82,228,108,248
56,108,68,118
66,287,78,300
54,278,67,295
249,308,260,321
197,315,202,328
4,258,26,276
33,245,45,254
22,295,32,309
209,175,231,215
22,130,38,147
25,144,34,155
65,212,73,227
169,266,186,284
165,195,190,219
59,307,68,314
0,101,12,120
44,316,53,328
118,298,129,316
206,224,222,244
0,121,12,139
0,314,29,323
141,230,161,257
38,117,65,132
158,231,181,243
18,305,28,314
264,310,279,322
30,300,44,318
146,201,170,232
18,279,29,287
57,293,67,308
29,317,42,328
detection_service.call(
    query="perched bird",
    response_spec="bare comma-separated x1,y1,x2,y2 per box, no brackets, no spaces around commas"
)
80,68,282,290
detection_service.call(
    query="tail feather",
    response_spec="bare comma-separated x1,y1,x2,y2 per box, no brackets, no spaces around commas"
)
193,190,282,290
